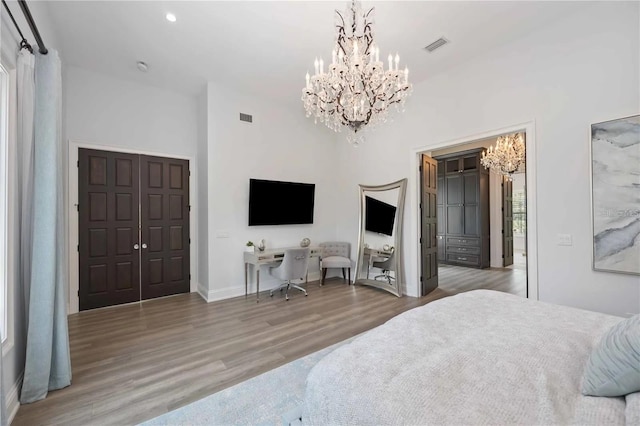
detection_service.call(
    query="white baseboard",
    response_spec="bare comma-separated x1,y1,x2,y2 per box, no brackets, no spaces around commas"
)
196,282,208,302
199,272,322,303
7,371,23,424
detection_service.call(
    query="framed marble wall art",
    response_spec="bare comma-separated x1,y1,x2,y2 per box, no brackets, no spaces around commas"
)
591,114,640,275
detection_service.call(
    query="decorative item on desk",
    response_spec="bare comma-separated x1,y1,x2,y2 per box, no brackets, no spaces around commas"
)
300,237,311,247
383,244,393,252
257,239,266,252
245,241,255,253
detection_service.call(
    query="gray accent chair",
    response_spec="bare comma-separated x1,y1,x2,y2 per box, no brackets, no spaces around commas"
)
373,250,396,284
319,242,352,285
269,248,310,300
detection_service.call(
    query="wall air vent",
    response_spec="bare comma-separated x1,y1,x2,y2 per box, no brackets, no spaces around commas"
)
424,37,449,53
239,113,253,123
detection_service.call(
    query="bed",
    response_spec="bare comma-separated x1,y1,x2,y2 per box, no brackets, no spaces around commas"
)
302,290,638,425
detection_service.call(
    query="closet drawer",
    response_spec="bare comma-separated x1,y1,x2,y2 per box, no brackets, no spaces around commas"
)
446,237,479,247
446,253,480,266
447,245,480,255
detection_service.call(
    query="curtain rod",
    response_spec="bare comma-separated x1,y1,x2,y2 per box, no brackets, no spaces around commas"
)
17,0,48,54
1,0,33,53
1,0,47,54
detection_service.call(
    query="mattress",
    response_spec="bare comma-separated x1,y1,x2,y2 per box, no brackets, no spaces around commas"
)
302,290,631,425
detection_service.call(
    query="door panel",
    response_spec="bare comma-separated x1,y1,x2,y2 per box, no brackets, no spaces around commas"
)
502,176,514,266
79,149,140,311
421,155,438,296
140,155,190,300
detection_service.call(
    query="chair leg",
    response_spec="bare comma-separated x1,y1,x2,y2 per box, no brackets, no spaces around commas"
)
321,268,327,286
348,268,351,285
342,268,346,280
290,284,308,297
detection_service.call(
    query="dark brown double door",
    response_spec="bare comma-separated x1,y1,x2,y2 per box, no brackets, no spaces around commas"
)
79,149,190,311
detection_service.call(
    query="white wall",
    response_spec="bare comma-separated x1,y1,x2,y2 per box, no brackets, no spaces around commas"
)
335,1,640,317
196,91,209,293
65,66,198,158
204,82,338,301
65,66,200,312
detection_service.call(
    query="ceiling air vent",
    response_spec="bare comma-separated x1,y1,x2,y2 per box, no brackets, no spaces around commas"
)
424,37,449,53
239,113,253,123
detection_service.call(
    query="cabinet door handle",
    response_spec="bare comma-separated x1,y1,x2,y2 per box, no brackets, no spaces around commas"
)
142,243,148,249
134,244,139,250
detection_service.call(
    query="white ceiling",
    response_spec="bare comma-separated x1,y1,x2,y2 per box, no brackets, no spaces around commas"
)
47,1,590,102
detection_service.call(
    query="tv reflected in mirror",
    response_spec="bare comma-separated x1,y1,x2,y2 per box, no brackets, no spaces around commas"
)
365,196,396,236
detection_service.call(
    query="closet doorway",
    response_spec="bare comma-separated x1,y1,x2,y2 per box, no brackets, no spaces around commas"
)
419,134,528,298
78,148,190,311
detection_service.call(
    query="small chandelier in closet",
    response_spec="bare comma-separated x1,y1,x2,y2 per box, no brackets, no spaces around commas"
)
480,132,526,176
301,0,412,145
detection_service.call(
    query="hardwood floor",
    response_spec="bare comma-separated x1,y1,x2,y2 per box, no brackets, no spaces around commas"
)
438,263,527,297
13,271,524,425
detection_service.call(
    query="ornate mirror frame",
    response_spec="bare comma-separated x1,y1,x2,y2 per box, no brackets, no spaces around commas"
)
354,178,407,297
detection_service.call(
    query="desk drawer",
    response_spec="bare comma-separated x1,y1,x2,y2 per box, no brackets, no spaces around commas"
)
447,245,480,255
446,253,479,266
446,237,479,247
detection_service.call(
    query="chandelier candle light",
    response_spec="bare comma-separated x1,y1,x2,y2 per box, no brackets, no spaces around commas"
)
302,1,412,145
480,132,526,176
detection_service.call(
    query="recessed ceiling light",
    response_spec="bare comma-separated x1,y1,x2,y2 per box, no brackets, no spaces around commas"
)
136,61,149,73
166,13,177,23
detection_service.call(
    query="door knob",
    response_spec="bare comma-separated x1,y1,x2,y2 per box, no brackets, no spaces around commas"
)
142,243,148,249
134,244,140,250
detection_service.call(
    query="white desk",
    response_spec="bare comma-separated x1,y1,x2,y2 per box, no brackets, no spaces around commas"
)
363,247,393,279
244,246,321,301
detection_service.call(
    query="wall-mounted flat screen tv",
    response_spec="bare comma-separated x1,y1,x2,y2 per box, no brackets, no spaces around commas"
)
365,196,396,236
249,179,315,226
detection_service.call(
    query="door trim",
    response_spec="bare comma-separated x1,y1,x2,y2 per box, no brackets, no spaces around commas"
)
68,140,198,315
408,120,539,301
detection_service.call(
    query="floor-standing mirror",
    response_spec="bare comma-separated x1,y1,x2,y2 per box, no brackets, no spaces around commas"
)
354,179,407,297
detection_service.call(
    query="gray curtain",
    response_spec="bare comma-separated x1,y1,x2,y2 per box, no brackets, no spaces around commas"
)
19,49,71,404
17,51,34,324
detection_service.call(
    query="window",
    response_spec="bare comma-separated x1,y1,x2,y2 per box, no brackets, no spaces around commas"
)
0,63,8,344
513,189,526,236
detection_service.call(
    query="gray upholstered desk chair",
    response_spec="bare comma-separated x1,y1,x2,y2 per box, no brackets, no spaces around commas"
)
373,250,395,284
319,242,352,285
269,247,311,301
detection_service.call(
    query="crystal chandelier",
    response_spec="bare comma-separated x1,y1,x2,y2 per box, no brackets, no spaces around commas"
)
301,1,412,145
480,133,526,176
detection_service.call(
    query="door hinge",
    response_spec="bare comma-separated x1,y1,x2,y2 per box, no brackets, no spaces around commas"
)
419,203,422,210
420,237,422,244
420,275,423,282
77,244,79,252
502,254,505,258
189,274,191,281
501,229,504,234
189,238,191,244
189,170,191,176
77,204,80,212
188,205,191,212
419,165,423,172
77,160,79,168
77,290,79,296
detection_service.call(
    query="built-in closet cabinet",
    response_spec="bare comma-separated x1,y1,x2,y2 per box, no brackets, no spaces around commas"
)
435,149,490,268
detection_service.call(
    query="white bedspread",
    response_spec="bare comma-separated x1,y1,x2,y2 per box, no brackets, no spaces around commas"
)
303,290,630,425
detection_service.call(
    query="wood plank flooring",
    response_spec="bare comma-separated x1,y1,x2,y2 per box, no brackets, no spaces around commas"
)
13,267,524,425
